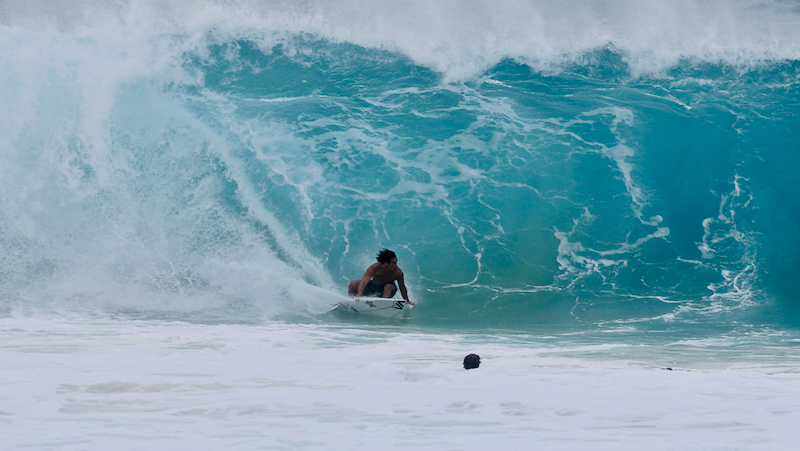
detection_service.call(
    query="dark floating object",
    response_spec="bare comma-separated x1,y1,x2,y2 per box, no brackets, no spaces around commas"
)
664,367,673,371
463,354,481,370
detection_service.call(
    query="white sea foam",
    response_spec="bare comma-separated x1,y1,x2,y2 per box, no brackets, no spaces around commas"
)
2,317,800,450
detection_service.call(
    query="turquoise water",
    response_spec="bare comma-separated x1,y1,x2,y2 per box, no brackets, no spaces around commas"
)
2,1,800,332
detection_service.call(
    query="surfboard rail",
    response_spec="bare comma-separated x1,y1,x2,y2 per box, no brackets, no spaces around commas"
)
329,297,413,318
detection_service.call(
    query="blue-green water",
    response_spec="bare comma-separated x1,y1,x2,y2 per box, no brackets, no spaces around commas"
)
2,0,800,332
5,4,800,449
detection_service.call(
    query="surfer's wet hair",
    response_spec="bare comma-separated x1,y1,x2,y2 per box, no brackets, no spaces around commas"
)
463,354,480,370
376,248,397,263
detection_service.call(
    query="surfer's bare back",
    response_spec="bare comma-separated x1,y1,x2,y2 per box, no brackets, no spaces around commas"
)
348,249,415,305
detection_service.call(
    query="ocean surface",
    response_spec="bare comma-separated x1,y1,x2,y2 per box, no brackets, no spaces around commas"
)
2,1,800,449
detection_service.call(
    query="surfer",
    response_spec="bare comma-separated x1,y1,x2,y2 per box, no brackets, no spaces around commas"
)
348,249,415,306
463,354,480,370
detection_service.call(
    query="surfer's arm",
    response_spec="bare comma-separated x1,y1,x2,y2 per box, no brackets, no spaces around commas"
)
398,275,414,305
356,265,376,297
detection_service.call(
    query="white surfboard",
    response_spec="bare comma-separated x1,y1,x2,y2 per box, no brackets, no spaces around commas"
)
329,297,413,318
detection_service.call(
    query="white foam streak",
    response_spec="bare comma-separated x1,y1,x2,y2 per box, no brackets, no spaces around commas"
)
693,176,758,312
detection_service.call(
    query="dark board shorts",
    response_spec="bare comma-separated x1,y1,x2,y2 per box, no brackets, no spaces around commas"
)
363,280,397,298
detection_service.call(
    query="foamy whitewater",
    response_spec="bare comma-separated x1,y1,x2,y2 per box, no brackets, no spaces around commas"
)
2,0,800,449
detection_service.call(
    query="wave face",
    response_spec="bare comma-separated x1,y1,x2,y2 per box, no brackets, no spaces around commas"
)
2,0,800,327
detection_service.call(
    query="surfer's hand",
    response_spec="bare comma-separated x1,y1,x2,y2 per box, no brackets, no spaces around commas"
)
406,300,416,306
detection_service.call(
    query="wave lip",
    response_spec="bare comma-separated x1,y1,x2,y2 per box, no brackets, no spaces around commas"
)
3,0,800,80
